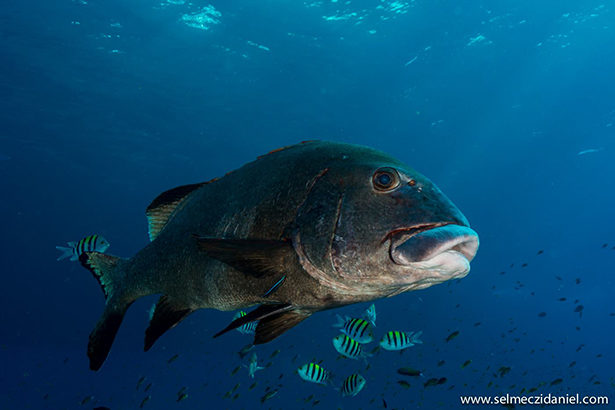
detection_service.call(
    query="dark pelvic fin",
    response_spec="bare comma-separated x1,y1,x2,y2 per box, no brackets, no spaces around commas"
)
254,309,312,344
146,182,205,241
213,304,293,338
193,237,295,278
79,252,134,371
144,296,194,352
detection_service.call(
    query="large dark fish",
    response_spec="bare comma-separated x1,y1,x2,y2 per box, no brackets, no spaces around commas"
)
78,141,479,370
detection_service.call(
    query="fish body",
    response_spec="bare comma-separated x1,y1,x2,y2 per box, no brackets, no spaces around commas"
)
56,234,109,261
397,380,411,388
237,343,254,359
75,141,478,370
341,373,366,397
363,304,376,327
333,315,374,343
423,377,446,387
397,367,422,377
297,363,329,385
379,331,423,351
577,147,603,155
246,353,264,378
260,389,278,403
445,330,460,342
332,334,371,359
232,311,257,335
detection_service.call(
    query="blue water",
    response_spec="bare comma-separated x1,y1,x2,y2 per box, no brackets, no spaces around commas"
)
2,0,614,409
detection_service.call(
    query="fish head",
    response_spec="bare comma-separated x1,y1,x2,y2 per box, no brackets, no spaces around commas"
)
96,236,111,252
331,334,344,348
293,143,478,300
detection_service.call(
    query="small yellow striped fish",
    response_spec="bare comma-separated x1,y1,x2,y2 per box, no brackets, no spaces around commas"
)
332,334,371,360
56,234,110,261
297,363,329,384
379,330,423,351
333,314,374,343
233,311,258,335
341,373,366,397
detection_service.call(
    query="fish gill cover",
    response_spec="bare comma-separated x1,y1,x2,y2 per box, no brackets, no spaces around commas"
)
1,0,614,409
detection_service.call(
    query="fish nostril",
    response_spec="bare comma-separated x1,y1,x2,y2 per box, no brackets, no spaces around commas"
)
408,179,416,186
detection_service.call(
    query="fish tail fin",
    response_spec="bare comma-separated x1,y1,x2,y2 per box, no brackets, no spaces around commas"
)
55,245,74,261
410,330,423,345
332,314,345,328
79,252,135,371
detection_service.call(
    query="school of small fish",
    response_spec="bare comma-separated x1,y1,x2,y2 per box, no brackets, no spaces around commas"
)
62,243,611,408
290,303,423,398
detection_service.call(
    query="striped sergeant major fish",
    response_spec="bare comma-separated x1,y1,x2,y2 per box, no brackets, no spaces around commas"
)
56,235,110,261
341,373,366,397
332,334,372,360
333,315,374,343
297,363,329,385
379,330,423,351
363,304,376,327
233,311,257,335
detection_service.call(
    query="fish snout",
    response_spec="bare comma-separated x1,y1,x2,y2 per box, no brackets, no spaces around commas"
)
390,224,479,269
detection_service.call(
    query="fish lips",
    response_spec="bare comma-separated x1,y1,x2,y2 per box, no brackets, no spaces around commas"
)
389,224,479,276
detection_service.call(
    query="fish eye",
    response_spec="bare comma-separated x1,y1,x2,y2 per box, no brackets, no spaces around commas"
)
372,167,400,192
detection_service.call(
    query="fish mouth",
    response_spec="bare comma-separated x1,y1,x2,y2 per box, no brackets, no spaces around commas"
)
388,223,479,276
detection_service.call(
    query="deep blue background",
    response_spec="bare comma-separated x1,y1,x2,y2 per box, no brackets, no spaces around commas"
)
1,0,614,408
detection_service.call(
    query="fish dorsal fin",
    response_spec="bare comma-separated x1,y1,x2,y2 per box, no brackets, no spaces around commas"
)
213,304,293,338
144,295,194,351
146,182,205,241
254,309,312,344
194,237,296,278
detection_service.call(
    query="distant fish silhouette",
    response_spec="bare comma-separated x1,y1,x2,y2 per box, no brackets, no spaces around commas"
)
577,147,604,155
0,153,10,161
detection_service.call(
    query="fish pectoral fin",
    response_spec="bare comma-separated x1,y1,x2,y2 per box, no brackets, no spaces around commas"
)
213,304,293,338
144,295,194,352
254,309,312,345
194,237,297,278
146,182,206,241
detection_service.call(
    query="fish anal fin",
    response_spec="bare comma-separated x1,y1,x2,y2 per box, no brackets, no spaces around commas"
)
79,252,135,370
213,304,292,339
79,252,124,300
144,295,194,351
88,304,130,371
254,309,312,344
146,182,205,241
194,237,295,278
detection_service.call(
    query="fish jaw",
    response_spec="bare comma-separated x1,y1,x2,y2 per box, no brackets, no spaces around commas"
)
388,223,479,286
